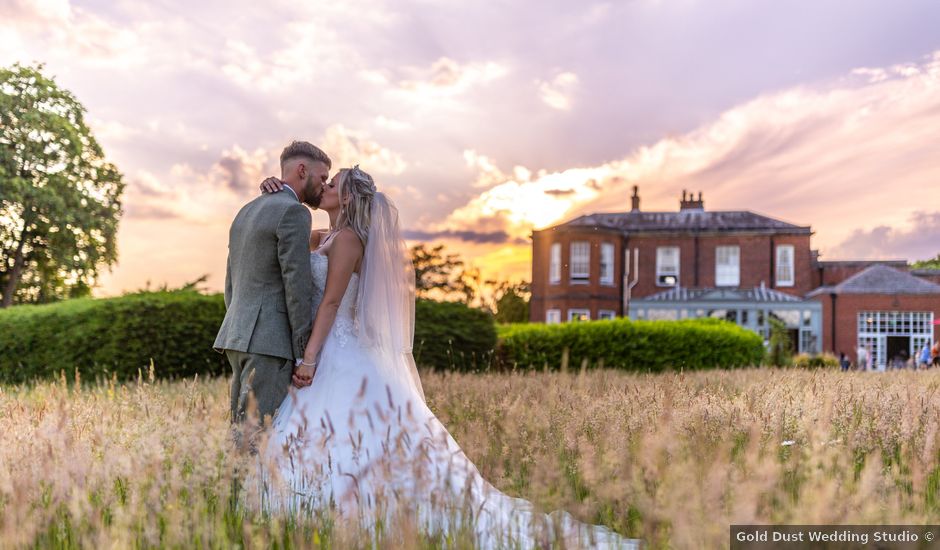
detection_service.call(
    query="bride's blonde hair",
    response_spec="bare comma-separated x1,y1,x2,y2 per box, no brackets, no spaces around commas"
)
333,165,376,245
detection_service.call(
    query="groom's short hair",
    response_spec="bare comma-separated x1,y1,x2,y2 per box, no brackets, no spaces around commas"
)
280,141,332,169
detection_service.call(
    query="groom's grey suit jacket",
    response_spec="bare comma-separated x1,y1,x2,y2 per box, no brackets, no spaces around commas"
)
214,189,314,361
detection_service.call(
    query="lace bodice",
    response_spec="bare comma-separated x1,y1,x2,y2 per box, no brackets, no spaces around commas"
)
310,252,359,346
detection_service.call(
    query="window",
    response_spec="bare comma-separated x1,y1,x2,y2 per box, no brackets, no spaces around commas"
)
546,309,561,324
770,309,801,326
549,243,561,284
647,308,678,320
800,330,818,354
570,242,590,283
600,243,615,285
598,309,616,320
656,247,680,286
776,245,794,287
715,245,740,287
568,309,591,322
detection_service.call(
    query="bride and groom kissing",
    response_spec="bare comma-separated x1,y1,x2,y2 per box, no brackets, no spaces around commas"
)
212,140,635,548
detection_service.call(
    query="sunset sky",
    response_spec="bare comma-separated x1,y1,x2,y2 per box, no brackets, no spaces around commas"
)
3,0,940,295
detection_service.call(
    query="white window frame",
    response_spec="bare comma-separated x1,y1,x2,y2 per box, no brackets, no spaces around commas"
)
546,309,561,324
600,243,615,286
598,309,616,320
775,245,794,287
715,245,740,287
570,242,590,284
568,309,591,322
549,243,561,284
656,246,680,287
857,311,935,369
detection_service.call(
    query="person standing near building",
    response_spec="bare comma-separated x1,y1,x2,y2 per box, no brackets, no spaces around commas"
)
920,343,932,370
856,344,869,372
932,341,940,368
839,352,850,372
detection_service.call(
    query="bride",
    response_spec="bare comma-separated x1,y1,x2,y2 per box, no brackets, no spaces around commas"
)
253,166,635,549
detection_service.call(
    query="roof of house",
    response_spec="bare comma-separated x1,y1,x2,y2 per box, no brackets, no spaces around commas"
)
807,264,940,297
556,210,812,235
817,259,908,267
634,286,805,303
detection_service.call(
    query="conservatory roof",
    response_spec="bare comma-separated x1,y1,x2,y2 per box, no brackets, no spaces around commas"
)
634,286,805,303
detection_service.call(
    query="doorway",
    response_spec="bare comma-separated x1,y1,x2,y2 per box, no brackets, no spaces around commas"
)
788,329,800,354
887,336,911,369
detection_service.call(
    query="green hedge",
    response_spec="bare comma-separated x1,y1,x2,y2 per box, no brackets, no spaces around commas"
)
413,299,496,371
496,317,765,371
0,291,497,384
0,291,228,384
792,353,840,369
1,291,765,380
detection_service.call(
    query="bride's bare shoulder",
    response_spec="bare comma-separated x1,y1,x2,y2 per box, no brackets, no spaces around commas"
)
331,227,364,253
325,228,364,263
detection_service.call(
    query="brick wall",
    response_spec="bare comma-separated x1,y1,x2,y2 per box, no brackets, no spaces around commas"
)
530,228,623,322
623,233,813,298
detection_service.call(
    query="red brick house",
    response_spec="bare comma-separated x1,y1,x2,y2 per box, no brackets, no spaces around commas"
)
529,187,940,366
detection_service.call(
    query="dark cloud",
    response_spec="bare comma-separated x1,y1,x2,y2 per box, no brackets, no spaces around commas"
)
544,188,575,196
217,154,250,192
830,211,940,262
402,228,527,245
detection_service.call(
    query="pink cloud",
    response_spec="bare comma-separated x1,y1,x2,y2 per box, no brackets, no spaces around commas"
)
830,212,940,262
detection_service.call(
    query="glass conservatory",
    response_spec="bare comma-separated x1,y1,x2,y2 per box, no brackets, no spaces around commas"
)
628,286,823,354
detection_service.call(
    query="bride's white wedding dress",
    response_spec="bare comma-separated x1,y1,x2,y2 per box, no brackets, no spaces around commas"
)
258,252,637,549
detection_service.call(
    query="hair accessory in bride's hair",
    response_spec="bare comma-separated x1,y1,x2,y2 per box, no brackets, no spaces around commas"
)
348,164,377,193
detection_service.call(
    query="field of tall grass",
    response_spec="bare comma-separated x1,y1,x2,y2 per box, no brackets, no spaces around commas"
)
3,367,940,548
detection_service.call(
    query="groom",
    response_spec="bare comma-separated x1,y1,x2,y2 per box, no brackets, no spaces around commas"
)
214,141,331,449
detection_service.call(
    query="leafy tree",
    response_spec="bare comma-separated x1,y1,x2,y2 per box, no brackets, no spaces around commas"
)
767,317,793,367
411,243,464,298
912,254,940,270
489,280,530,324
409,243,515,309
453,266,482,306
0,63,124,307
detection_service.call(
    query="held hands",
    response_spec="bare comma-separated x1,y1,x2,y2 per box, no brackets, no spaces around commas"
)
260,177,286,194
292,363,315,388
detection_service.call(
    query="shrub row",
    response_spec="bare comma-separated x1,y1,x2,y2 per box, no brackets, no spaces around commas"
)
791,353,840,369
0,291,497,384
413,299,496,371
0,291,228,384
496,317,765,371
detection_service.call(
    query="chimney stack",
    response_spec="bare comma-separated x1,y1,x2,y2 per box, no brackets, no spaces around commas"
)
680,189,705,211
631,186,640,212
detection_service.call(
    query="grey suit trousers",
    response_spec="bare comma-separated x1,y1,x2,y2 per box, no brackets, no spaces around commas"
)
226,350,293,444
